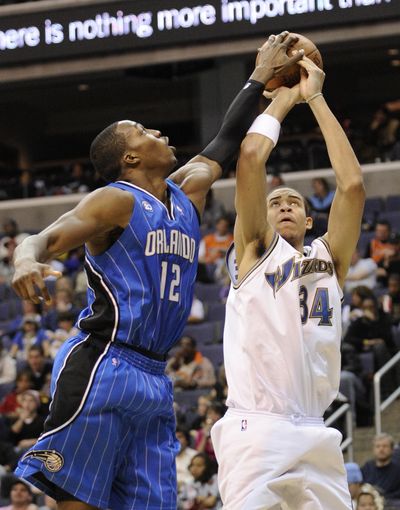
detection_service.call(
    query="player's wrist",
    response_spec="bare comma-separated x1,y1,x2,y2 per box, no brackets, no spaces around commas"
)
247,114,281,147
249,67,274,85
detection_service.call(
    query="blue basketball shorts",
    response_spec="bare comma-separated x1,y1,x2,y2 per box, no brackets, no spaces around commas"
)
15,333,180,510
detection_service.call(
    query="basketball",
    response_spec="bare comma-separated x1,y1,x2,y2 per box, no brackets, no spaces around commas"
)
257,33,323,91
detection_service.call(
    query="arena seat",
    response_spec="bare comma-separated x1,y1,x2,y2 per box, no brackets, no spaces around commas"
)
194,282,222,303
386,194,400,212
182,321,215,345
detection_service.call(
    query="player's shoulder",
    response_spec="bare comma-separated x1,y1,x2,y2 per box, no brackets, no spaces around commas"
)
77,185,134,221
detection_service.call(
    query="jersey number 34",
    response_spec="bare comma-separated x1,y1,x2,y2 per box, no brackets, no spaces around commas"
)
299,286,333,326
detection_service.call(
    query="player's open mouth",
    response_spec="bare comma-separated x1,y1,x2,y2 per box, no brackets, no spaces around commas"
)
280,217,294,223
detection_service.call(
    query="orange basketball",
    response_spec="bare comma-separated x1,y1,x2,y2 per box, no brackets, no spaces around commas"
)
257,33,323,91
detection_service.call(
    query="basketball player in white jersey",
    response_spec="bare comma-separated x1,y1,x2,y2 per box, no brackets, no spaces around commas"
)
211,47,365,509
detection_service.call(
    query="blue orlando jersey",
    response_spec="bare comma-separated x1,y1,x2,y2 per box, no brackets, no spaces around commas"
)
77,179,200,354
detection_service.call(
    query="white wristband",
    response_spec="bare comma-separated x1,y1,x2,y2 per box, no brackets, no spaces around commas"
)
247,114,281,147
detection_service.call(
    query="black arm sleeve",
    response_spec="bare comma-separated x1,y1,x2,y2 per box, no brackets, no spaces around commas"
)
199,79,265,171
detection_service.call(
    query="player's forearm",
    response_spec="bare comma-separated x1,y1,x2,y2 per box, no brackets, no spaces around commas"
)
308,96,364,191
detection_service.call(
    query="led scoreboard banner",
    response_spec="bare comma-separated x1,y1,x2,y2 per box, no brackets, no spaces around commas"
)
0,0,397,66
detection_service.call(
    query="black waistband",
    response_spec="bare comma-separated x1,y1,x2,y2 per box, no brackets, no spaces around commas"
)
114,341,168,362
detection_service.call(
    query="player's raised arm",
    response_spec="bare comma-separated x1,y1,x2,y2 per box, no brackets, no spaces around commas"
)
298,57,365,287
12,186,132,304
233,79,302,270
169,31,304,215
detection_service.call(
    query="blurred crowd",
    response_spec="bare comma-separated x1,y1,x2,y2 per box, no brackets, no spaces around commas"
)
0,177,400,507
0,102,399,202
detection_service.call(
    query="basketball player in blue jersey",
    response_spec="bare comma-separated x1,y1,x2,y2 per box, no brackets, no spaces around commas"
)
211,50,366,508
11,33,303,510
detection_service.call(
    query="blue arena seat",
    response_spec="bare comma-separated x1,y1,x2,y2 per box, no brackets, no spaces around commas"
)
386,194,400,212
206,303,226,323
200,344,224,370
182,321,216,345
194,282,222,303
377,211,400,233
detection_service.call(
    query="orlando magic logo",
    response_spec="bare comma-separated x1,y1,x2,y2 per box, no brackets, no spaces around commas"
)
22,450,64,472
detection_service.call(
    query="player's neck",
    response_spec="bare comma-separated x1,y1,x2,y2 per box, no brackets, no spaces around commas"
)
122,171,169,203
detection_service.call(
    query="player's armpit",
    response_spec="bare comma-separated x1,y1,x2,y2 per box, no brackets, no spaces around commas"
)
169,156,222,215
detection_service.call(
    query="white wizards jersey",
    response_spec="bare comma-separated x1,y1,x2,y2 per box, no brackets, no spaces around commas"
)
225,233,343,417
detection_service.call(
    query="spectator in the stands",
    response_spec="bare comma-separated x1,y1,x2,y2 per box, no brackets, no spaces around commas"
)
344,296,397,397
10,315,48,361
0,218,29,262
308,177,335,214
201,190,226,232
0,478,38,510
342,285,375,334
0,370,33,420
9,390,45,452
178,453,221,510
194,402,225,462
176,427,197,489
0,237,16,284
190,395,211,431
344,249,377,294
362,433,400,500
0,440,19,476
209,364,228,404
42,288,79,331
366,105,400,162
356,485,384,510
345,462,364,509
0,339,16,386
63,162,91,194
11,170,38,200
44,311,79,360
187,295,205,324
166,336,216,390
377,236,400,287
25,345,53,393
198,216,233,266
340,342,367,425
365,220,397,266
381,273,400,325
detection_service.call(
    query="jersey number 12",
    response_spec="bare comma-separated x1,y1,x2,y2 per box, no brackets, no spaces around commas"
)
160,262,181,302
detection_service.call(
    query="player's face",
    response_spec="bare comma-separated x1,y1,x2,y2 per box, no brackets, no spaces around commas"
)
119,121,177,172
357,494,377,510
267,188,311,246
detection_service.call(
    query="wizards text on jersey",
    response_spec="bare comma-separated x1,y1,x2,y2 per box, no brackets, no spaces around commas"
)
265,256,334,296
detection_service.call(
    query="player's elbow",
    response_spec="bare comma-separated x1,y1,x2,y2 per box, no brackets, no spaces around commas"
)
239,138,267,169
341,177,365,198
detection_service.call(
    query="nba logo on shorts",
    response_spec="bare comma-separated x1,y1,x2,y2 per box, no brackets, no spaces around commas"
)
241,419,247,431
142,201,153,212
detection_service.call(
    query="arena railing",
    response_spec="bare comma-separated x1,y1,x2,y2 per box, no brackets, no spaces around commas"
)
325,401,354,462
374,350,400,435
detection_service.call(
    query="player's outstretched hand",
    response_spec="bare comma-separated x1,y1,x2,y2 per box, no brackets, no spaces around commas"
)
12,260,62,304
256,31,304,81
297,56,325,103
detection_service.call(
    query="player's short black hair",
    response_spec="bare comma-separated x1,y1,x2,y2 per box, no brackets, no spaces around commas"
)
90,122,126,183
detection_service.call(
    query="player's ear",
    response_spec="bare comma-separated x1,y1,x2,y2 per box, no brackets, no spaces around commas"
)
305,216,313,231
123,151,140,167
